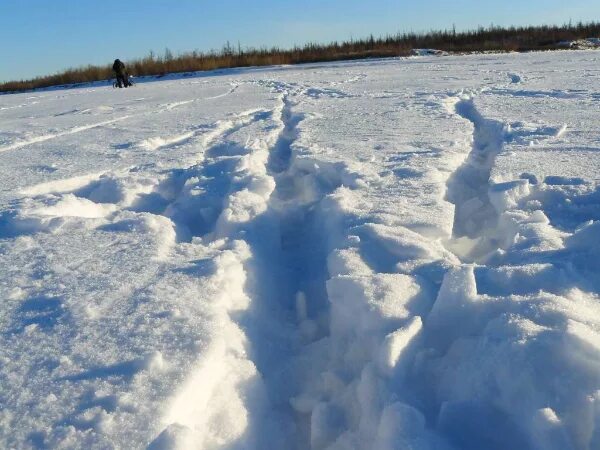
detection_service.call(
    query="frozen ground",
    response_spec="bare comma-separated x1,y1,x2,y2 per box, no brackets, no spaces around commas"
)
1,50,600,450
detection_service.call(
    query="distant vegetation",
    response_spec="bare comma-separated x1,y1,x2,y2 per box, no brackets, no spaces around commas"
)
2,21,600,93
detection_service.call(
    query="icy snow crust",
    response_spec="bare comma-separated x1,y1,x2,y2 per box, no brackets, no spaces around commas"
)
1,50,600,449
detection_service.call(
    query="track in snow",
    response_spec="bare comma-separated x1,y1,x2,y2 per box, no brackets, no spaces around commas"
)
444,96,508,261
134,89,346,448
198,93,344,449
4,52,600,450
0,116,130,153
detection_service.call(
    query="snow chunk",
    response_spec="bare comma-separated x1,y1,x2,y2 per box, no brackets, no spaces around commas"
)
565,220,600,251
426,265,478,345
20,172,104,196
489,179,530,213
31,194,117,218
375,402,426,449
328,273,422,337
147,424,193,450
378,316,423,376
531,408,574,450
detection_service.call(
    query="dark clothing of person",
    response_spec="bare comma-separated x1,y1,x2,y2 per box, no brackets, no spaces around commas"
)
115,73,130,88
112,59,125,73
112,59,131,88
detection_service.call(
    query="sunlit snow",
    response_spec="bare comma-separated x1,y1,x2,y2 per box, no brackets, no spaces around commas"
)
1,50,599,450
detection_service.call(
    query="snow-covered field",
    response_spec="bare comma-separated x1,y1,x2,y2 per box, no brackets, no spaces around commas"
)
1,50,600,450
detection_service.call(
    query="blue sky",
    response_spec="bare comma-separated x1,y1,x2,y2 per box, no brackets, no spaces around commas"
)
1,0,598,81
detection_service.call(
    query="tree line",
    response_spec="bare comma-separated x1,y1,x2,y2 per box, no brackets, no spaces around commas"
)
2,21,599,93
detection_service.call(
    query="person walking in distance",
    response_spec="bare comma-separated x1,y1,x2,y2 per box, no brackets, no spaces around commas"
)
112,59,131,88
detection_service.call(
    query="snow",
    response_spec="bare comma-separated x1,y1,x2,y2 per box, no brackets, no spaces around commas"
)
1,50,600,449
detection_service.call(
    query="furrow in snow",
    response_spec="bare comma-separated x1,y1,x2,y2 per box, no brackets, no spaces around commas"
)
426,89,600,450
0,116,130,153
151,91,345,448
146,102,290,448
444,96,508,261
204,83,239,100
233,94,343,449
156,84,238,113
137,107,271,152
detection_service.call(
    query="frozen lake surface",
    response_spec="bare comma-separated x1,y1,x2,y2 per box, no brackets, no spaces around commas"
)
1,50,600,449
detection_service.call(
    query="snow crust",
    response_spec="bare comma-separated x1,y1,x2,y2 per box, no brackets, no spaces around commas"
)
1,50,600,449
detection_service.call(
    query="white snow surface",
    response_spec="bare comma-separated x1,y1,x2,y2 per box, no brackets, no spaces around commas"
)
1,50,600,450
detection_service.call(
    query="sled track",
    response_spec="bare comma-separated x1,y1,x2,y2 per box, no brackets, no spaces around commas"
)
0,116,130,153
0,84,245,154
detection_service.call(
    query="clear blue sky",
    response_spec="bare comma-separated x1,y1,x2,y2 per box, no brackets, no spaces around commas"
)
1,0,598,81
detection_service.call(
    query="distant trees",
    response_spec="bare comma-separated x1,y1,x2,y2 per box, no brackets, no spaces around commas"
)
2,21,600,93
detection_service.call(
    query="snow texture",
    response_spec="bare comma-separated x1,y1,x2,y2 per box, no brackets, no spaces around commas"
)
1,50,600,450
